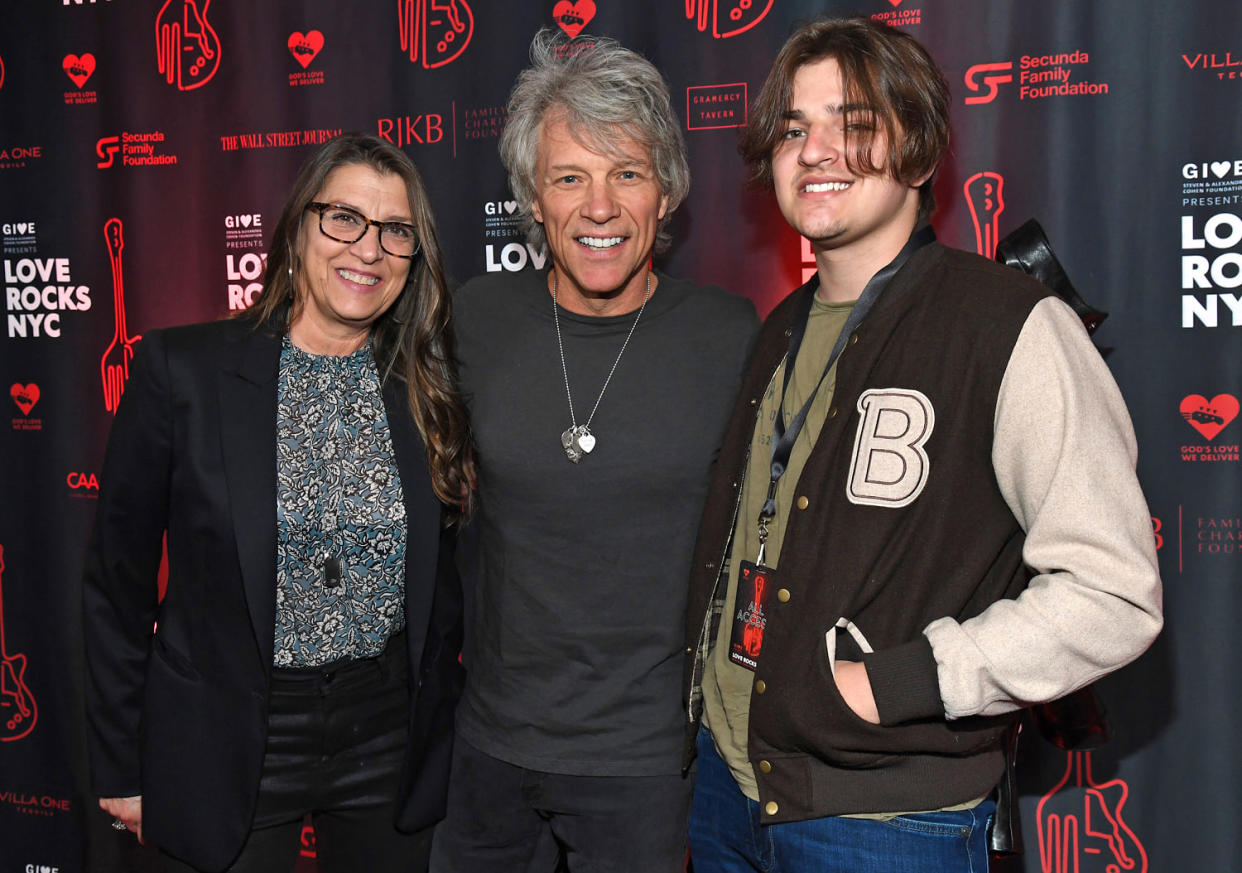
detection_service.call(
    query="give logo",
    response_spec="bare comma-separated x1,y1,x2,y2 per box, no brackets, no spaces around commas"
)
553,0,595,38
288,31,324,68
62,53,95,88
1180,393,1239,441
10,384,39,416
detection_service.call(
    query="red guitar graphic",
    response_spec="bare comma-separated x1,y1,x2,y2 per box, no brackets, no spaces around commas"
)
101,219,142,414
0,546,39,742
964,171,1006,259
156,0,221,90
1037,751,1147,873
684,0,774,39
742,572,766,657
398,0,473,69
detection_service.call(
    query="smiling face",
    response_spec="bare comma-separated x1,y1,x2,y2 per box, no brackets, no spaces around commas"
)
531,112,669,315
290,163,413,354
772,57,925,276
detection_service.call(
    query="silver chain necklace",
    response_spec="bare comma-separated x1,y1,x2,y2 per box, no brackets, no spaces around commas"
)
552,271,651,463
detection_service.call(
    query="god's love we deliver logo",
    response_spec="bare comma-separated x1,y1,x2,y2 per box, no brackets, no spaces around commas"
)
1179,393,1239,463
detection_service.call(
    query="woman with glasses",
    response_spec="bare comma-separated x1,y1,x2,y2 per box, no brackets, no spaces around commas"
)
83,133,472,873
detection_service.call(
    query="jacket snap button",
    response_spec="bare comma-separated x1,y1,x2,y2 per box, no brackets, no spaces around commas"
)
796,496,809,510
765,801,779,815
777,588,790,603
755,679,766,694
759,760,772,774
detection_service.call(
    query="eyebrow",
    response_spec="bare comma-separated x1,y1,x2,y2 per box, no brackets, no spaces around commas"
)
323,200,414,224
782,103,872,120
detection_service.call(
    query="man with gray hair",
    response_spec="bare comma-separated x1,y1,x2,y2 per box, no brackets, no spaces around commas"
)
429,29,757,872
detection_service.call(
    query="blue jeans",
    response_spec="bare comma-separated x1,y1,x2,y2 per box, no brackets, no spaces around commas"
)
689,728,994,873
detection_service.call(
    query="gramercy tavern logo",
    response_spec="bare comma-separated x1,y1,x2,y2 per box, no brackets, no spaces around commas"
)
398,0,473,69
964,62,1014,104
156,0,221,90
685,0,774,39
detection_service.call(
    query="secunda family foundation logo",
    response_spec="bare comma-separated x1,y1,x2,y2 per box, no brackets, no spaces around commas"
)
96,131,178,168
1179,393,1239,462
964,50,1107,104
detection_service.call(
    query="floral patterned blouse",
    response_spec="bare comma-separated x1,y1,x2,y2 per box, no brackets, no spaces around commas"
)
273,335,407,667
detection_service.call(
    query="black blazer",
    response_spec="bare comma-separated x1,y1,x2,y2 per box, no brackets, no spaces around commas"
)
83,318,463,872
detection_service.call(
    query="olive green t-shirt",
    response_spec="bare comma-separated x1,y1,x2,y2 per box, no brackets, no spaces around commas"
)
701,295,854,799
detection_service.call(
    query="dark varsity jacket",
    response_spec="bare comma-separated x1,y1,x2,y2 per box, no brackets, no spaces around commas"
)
682,241,1162,823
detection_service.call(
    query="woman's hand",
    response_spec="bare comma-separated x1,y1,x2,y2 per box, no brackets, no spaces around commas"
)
100,795,144,843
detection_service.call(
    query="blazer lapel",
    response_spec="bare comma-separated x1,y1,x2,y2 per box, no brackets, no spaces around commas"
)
219,328,281,672
383,377,437,674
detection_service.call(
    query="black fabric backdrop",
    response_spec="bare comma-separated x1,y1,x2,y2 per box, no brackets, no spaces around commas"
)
1,1,1238,870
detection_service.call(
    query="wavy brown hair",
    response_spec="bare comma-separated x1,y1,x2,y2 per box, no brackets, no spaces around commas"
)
241,133,473,516
740,16,950,220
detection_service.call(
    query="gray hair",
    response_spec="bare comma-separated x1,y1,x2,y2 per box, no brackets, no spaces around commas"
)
498,29,690,252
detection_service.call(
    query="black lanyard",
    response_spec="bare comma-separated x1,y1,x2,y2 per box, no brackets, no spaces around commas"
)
758,225,936,535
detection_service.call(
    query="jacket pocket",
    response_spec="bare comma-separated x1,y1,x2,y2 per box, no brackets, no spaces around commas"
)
151,634,203,682
824,617,873,680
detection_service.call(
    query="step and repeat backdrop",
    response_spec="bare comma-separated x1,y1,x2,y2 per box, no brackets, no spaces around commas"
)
1,1,1238,870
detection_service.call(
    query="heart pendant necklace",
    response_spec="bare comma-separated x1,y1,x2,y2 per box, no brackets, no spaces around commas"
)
553,271,651,464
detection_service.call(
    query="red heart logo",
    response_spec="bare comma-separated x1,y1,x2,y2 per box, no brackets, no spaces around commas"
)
287,31,325,69
62,53,96,88
553,0,596,39
10,383,40,416
1179,393,1239,441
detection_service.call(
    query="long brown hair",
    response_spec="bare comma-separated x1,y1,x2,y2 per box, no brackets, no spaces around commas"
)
241,133,473,515
740,16,950,219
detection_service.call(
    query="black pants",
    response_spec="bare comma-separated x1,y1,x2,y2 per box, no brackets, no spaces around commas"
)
162,636,431,873
429,737,694,873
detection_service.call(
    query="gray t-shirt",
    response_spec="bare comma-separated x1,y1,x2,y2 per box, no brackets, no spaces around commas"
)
453,267,758,776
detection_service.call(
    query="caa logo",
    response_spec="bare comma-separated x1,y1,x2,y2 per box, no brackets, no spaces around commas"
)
67,472,99,490
964,62,1013,104
685,0,774,39
156,0,222,90
398,0,473,68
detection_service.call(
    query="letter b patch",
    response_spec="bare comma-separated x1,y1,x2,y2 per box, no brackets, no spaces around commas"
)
847,388,934,508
